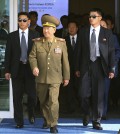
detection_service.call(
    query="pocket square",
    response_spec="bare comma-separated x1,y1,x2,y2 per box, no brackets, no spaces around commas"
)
103,38,107,41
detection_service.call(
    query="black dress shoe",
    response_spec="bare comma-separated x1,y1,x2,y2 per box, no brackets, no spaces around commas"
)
29,116,35,124
15,124,24,128
50,126,58,133
118,129,120,134
92,121,103,130
42,122,49,129
83,115,89,126
102,116,107,120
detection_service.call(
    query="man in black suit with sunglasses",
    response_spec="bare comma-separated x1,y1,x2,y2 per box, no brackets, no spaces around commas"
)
75,8,115,130
5,12,39,128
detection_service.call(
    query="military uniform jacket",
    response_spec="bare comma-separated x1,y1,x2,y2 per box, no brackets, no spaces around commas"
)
29,37,70,84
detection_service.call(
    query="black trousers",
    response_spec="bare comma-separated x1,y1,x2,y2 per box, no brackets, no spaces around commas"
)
80,58,105,122
12,62,36,125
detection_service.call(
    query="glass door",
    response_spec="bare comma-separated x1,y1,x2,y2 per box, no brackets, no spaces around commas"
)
0,0,18,118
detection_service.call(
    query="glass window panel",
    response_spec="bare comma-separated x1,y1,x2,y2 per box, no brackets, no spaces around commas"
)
0,0,10,113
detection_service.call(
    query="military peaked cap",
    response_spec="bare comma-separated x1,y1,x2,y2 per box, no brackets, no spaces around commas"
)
41,15,60,28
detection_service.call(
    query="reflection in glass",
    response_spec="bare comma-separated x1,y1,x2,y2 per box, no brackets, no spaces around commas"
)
0,0,9,111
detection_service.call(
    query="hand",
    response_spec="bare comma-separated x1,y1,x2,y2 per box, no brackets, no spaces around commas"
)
33,67,39,76
63,80,69,86
109,72,114,79
5,73,11,80
75,71,80,77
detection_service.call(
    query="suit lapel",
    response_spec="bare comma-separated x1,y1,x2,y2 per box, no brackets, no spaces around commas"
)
67,35,76,51
98,26,104,46
16,30,21,52
49,38,57,52
28,30,32,54
68,36,74,51
74,35,79,51
85,27,90,54
41,38,50,52
40,37,60,53
98,27,106,54
42,41,50,52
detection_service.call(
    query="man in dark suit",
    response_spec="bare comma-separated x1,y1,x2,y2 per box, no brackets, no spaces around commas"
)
0,20,9,40
75,8,115,130
29,11,43,36
55,15,68,38
4,12,39,128
29,10,43,113
62,20,80,113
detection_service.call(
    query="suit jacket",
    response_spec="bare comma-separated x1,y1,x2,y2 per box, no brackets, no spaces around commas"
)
35,25,43,37
76,26,115,77
55,28,68,38
29,37,70,84
114,34,120,63
0,28,8,40
5,29,40,78
65,34,80,72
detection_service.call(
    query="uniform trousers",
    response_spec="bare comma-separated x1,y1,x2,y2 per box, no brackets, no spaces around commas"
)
37,83,60,127
80,58,105,122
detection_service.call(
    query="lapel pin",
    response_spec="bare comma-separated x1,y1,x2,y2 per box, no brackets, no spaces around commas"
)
103,38,106,41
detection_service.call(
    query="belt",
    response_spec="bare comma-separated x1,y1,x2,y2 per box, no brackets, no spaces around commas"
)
90,57,101,63
20,61,27,64
97,56,100,58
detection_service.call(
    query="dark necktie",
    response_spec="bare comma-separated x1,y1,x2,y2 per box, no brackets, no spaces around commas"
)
90,29,97,62
20,32,27,62
72,36,75,49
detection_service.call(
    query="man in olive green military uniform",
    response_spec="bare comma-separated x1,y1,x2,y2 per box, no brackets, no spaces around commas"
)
29,14,70,133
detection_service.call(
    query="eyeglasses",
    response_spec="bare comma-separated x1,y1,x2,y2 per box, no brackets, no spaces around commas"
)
89,15,100,19
18,19,28,22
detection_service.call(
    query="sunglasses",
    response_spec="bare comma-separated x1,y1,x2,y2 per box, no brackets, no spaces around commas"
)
89,15,100,19
18,19,28,22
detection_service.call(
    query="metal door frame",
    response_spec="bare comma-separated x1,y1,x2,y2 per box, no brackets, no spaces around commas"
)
0,0,18,118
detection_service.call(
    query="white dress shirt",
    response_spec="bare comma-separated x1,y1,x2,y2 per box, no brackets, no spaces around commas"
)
70,34,77,45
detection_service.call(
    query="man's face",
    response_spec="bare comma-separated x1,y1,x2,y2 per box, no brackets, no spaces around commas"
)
68,22,78,36
100,20,107,28
89,11,102,27
43,26,56,38
106,19,114,30
30,14,37,25
18,15,30,30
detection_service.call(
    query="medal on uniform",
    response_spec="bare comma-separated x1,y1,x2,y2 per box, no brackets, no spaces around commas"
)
54,48,61,53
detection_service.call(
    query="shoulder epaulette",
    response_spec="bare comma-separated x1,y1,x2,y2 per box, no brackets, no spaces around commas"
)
32,37,43,42
56,37,65,42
